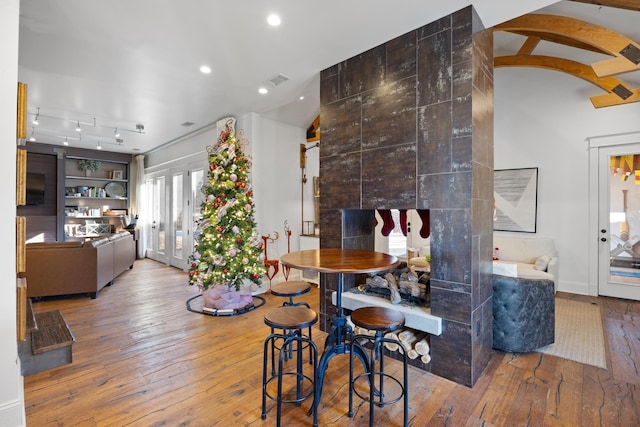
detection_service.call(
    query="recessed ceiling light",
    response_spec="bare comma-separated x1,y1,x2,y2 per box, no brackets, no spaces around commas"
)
299,96,305,101
267,14,281,26
259,87,268,95
200,65,212,74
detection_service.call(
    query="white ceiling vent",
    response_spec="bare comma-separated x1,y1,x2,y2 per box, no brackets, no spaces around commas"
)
268,73,290,87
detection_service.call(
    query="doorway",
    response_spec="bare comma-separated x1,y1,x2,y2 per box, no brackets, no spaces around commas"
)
589,137,640,300
144,160,207,270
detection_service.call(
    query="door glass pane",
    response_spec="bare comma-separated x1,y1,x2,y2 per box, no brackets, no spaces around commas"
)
173,173,183,258
608,154,640,286
191,168,205,237
156,176,166,253
145,177,153,251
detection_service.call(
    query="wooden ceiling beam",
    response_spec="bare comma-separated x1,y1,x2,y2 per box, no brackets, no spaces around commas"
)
494,54,639,107
591,88,640,107
306,115,320,143
517,36,541,55
495,54,622,91
494,14,636,57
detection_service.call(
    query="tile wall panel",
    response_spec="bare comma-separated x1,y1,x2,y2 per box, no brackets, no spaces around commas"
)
362,78,417,151
417,101,452,175
362,144,416,209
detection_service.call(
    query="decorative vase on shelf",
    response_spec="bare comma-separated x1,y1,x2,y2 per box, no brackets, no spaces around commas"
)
78,159,101,177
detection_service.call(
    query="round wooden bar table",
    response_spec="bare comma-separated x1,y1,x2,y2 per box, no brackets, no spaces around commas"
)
280,248,399,409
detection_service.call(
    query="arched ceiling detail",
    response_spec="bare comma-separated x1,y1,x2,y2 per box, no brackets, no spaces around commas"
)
494,13,640,108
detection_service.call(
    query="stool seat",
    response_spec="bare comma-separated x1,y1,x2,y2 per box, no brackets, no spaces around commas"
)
271,281,311,299
262,305,319,426
350,306,405,332
264,305,318,332
349,306,408,427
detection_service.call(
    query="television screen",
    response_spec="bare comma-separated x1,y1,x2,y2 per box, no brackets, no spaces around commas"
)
26,172,45,205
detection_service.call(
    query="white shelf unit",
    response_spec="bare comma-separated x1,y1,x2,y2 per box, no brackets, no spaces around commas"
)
64,156,130,240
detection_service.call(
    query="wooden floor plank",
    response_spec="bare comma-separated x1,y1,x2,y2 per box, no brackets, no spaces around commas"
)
24,259,640,426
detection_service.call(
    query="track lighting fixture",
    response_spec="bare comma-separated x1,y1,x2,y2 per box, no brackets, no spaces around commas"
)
29,108,146,149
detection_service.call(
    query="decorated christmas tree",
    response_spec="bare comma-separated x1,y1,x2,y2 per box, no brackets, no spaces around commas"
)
188,119,266,309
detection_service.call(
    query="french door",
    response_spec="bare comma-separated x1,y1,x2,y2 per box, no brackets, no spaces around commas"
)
145,171,169,265
145,161,207,270
595,142,640,300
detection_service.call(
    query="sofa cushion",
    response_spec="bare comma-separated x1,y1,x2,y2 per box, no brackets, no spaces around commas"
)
514,263,554,280
85,237,110,247
494,235,556,264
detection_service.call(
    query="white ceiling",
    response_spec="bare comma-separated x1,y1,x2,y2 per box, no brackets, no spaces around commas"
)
18,0,639,154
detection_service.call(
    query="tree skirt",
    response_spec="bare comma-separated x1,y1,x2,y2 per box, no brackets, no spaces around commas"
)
186,293,265,316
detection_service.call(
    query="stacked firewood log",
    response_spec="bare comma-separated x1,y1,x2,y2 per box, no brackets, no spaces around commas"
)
347,317,431,364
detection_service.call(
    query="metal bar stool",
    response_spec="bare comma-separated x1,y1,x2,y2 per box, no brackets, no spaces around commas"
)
262,305,319,427
348,306,408,427
270,281,313,368
271,281,311,307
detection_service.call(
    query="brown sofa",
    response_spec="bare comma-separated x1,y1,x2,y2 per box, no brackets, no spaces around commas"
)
26,231,135,299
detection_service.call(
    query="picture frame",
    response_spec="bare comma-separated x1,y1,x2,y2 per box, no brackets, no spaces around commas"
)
112,170,124,180
494,167,538,233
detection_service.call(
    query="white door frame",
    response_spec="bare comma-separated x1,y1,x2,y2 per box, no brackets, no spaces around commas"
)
588,131,640,297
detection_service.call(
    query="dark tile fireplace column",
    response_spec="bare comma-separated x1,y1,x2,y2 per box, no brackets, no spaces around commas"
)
318,6,494,387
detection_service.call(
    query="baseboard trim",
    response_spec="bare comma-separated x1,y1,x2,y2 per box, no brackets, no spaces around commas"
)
558,280,591,296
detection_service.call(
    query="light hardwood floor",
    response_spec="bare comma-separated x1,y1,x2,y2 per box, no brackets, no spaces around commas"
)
24,259,640,426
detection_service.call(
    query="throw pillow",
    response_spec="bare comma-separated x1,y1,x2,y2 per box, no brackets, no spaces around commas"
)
534,255,551,271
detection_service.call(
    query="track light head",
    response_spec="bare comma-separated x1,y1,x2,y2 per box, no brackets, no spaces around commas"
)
75,121,82,132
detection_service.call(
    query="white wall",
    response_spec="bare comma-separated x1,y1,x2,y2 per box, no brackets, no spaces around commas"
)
495,67,640,294
251,116,308,284
0,0,26,425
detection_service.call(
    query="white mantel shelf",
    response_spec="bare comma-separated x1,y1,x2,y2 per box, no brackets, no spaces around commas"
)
332,291,442,336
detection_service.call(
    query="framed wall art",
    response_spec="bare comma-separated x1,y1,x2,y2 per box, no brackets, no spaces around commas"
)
494,167,538,233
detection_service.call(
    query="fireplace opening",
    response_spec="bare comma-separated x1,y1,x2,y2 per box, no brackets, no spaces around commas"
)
337,208,441,337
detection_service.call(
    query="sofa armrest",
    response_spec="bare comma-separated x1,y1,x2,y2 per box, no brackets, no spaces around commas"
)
547,256,559,292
